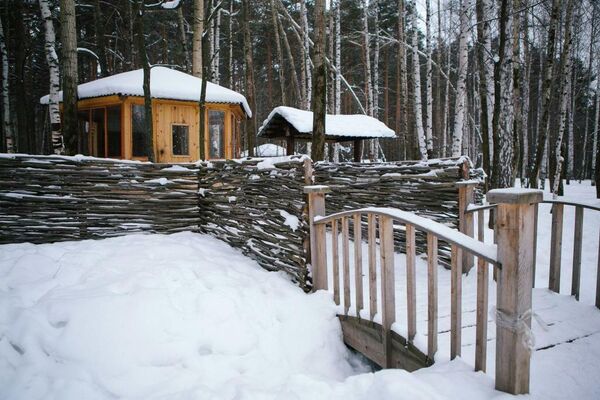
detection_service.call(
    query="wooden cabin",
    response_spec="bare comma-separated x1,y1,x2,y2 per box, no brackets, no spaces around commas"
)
257,106,396,161
40,67,252,162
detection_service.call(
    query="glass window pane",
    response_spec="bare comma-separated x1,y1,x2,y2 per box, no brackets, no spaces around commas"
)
209,110,225,159
172,125,189,155
131,105,147,157
107,106,121,157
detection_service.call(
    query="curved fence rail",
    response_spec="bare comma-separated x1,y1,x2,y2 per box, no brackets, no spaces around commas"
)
465,193,600,309
305,185,543,395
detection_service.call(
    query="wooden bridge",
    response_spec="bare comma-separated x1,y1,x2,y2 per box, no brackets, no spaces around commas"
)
305,185,600,396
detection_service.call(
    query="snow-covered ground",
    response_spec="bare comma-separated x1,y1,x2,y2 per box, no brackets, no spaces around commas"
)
0,181,598,399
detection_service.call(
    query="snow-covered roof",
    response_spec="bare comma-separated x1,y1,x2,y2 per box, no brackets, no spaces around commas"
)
258,106,396,140
39,67,252,118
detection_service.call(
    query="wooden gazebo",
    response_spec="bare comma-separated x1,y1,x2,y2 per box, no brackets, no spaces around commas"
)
257,106,396,161
40,67,252,163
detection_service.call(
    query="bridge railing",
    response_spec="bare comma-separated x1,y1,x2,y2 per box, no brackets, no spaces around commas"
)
305,185,543,395
465,192,600,308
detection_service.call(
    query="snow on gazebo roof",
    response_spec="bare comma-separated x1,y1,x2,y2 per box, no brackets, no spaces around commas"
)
258,106,396,140
39,67,252,118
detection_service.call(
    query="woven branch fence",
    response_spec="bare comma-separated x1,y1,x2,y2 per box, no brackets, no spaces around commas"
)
314,157,484,264
0,154,481,289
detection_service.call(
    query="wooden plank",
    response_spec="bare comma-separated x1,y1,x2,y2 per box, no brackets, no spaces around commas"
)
332,219,340,305
450,244,462,359
532,204,538,288
549,203,564,293
368,214,378,320
475,255,489,372
571,206,583,299
307,189,328,291
427,233,438,360
406,223,417,342
379,215,396,368
342,216,351,315
354,214,364,315
458,184,475,272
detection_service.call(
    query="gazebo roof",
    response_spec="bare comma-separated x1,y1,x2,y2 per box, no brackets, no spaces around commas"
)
40,67,252,118
257,106,396,141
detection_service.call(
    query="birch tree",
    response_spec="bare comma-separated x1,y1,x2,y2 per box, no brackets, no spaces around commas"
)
451,0,469,157
551,0,574,197
395,0,408,159
312,0,327,161
411,4,427,160
271,0,286,105
425,0,433,158
333,0,341,162
1,13,15,153
476,0,492,178
301,0,312,108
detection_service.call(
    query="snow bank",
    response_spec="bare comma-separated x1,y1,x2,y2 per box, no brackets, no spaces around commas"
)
39,67,252,118
0,233,509,400
258,106,396,139
241,143,288,157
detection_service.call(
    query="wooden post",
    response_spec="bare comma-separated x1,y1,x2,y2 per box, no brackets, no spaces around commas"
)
304,185,331,291
353,139,362,162
427,233,438,360
549,203,564,293
571,206,583,299
487,188,542,395
379,215,396,368
457,182,476,273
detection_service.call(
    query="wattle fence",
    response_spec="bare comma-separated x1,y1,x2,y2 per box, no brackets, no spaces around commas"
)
0,153,482,290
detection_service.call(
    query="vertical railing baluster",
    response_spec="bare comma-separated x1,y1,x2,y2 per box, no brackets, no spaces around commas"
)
596,230,600,310
475,208,488,372
368,214,377,320
354,214,363,316
380,215,396,368
342,216,350,315
571,206,583,299
406,223,416,342
549,203,564,293
332,219,340,305
450,244,462,359
427,233,438,360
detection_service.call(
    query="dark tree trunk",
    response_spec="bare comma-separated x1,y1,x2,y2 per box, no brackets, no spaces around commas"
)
134,0,154,162
311,0,327,161
242,0,256,156
60,0,79,154
94,0,108,76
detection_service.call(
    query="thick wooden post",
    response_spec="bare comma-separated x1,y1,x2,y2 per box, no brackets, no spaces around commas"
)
353,139,362,162
457,182,476,273
305,185,331,291
549,203,564,293
487,188,542,395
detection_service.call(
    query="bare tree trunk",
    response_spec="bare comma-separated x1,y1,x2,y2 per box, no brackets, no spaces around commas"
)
212,8,221,83
395,0,408,159
242,0,256,156
551,0,574,197
520,4,531,179
592,57,600,184
301,0,312,109
94,0,108,76
528,0,561,187
425,0,433,158
228,0,234,88
333,0,341,162
0,17,14,153
192,0,204,77
270,0,286,106
371,0,381,159
476,0,492,181
511,0,522,183
60,0,79,154
411,4,427,160
451,0,469,157
312,0,326,161
177,7,191,72
491,0,514,189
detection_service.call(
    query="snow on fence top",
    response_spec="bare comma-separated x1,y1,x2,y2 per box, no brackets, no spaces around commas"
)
258,106,396,139
39,67,252,118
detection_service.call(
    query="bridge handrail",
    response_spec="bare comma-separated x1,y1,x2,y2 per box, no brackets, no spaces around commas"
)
315,207,499,266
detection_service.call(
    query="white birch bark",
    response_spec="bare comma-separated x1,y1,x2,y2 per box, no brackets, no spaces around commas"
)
213,9,221,83
452,0,469,157
362,0,373,116
301,0,312,109
229,0,234,88
333,0,341,162
484,0,495,161
0,17,14,153
371,0,380,158
425,0,433,157
411,4,427,160
39,0,63,154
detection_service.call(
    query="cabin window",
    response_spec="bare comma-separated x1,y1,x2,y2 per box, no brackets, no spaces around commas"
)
131,105,147,157
172,124,189,156
91,108,106,157
106,106,122,157
208,110,225,159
